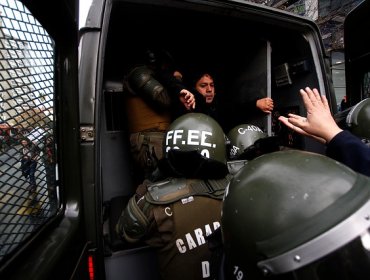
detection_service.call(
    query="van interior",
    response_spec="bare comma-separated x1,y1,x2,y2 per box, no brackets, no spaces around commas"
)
92,1,332,278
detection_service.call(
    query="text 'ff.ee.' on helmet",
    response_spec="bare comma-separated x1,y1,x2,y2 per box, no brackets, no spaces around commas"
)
221,150,370,280
162,113,228,179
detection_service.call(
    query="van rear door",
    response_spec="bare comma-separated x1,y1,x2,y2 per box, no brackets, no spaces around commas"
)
344,0,370,105
0,1,87,279
334,0,370,127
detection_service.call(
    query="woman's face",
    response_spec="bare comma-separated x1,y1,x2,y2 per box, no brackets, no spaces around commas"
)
195,74,215,104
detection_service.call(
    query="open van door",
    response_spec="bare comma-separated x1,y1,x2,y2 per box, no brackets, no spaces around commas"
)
0,0,88,279
344,0,370,105
335,0,370,127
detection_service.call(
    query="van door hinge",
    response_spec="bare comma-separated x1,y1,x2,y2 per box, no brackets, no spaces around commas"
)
80,126,95,142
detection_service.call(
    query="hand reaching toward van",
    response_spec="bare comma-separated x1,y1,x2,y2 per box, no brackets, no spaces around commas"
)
278,87,342,144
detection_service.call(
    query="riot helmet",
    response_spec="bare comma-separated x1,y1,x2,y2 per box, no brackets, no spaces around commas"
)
227,124,280,160
161,113,228,179
221,150,370,279
227,124,267,159
346,98,370,141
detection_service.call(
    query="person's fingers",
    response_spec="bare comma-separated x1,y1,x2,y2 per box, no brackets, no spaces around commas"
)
307,87,330,112
278,116,292,129
288,118,304,128
278,116,289,125
312,88,321,101
320,94,330,111
287,113,308,128
287,113,304,120
185,94,196,109
305,87,319,106
279,116,307,134
303,87,319,108
300,89,314,110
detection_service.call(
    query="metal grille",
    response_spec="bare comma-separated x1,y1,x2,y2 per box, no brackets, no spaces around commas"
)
0,0,57,264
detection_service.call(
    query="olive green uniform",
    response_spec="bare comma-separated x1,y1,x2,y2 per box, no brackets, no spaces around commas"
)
117,176,230,280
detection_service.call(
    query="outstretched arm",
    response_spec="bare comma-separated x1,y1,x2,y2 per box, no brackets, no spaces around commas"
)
278,87,342,144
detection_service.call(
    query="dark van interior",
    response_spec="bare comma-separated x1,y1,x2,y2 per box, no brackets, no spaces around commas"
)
93,1,334,278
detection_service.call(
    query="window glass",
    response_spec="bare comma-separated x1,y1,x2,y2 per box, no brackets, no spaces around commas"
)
0,0,58,264
79,0,93,29
331,50,347,111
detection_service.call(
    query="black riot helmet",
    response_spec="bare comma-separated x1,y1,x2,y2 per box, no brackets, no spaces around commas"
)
346,98,370,141
161,113,228,179
221,150,370,279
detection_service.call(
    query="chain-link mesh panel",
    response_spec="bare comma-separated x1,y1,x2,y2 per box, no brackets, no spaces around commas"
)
0,0,58,264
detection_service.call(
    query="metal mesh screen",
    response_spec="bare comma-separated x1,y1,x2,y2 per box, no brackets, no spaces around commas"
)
0,0,58,264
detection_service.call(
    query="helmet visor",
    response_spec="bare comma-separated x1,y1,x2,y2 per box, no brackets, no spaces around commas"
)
290,232,370,280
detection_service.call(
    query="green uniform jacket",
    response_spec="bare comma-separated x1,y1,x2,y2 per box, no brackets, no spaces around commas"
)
117,177,230,280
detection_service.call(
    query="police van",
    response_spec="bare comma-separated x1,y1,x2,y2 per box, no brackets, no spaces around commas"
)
0,0,369,279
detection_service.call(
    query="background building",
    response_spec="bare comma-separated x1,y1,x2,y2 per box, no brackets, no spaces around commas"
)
0,10,54,139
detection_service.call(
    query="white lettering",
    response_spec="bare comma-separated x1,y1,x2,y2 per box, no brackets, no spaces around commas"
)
166,130,174,145
213,221,220,230
164,207,172,216
176,239,186,253
181,196,194,204
194,228,206,245
202,261,210,278
166,130,216,152
204,224,212,236
176,222,220,253
188,130,200,145
237,125,263,135
233,266,244,280
200,149,210,158
230,145,239,156
201,131,212,147
166,146,180,153
173,130,183,145
186,233,197,250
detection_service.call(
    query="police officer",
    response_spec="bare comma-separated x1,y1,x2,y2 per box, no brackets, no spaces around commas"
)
221,149,370,279
226,123,281,175
116,113,230,280
124,49,195,184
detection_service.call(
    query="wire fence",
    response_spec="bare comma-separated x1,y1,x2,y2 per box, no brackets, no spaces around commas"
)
0,0,58,265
